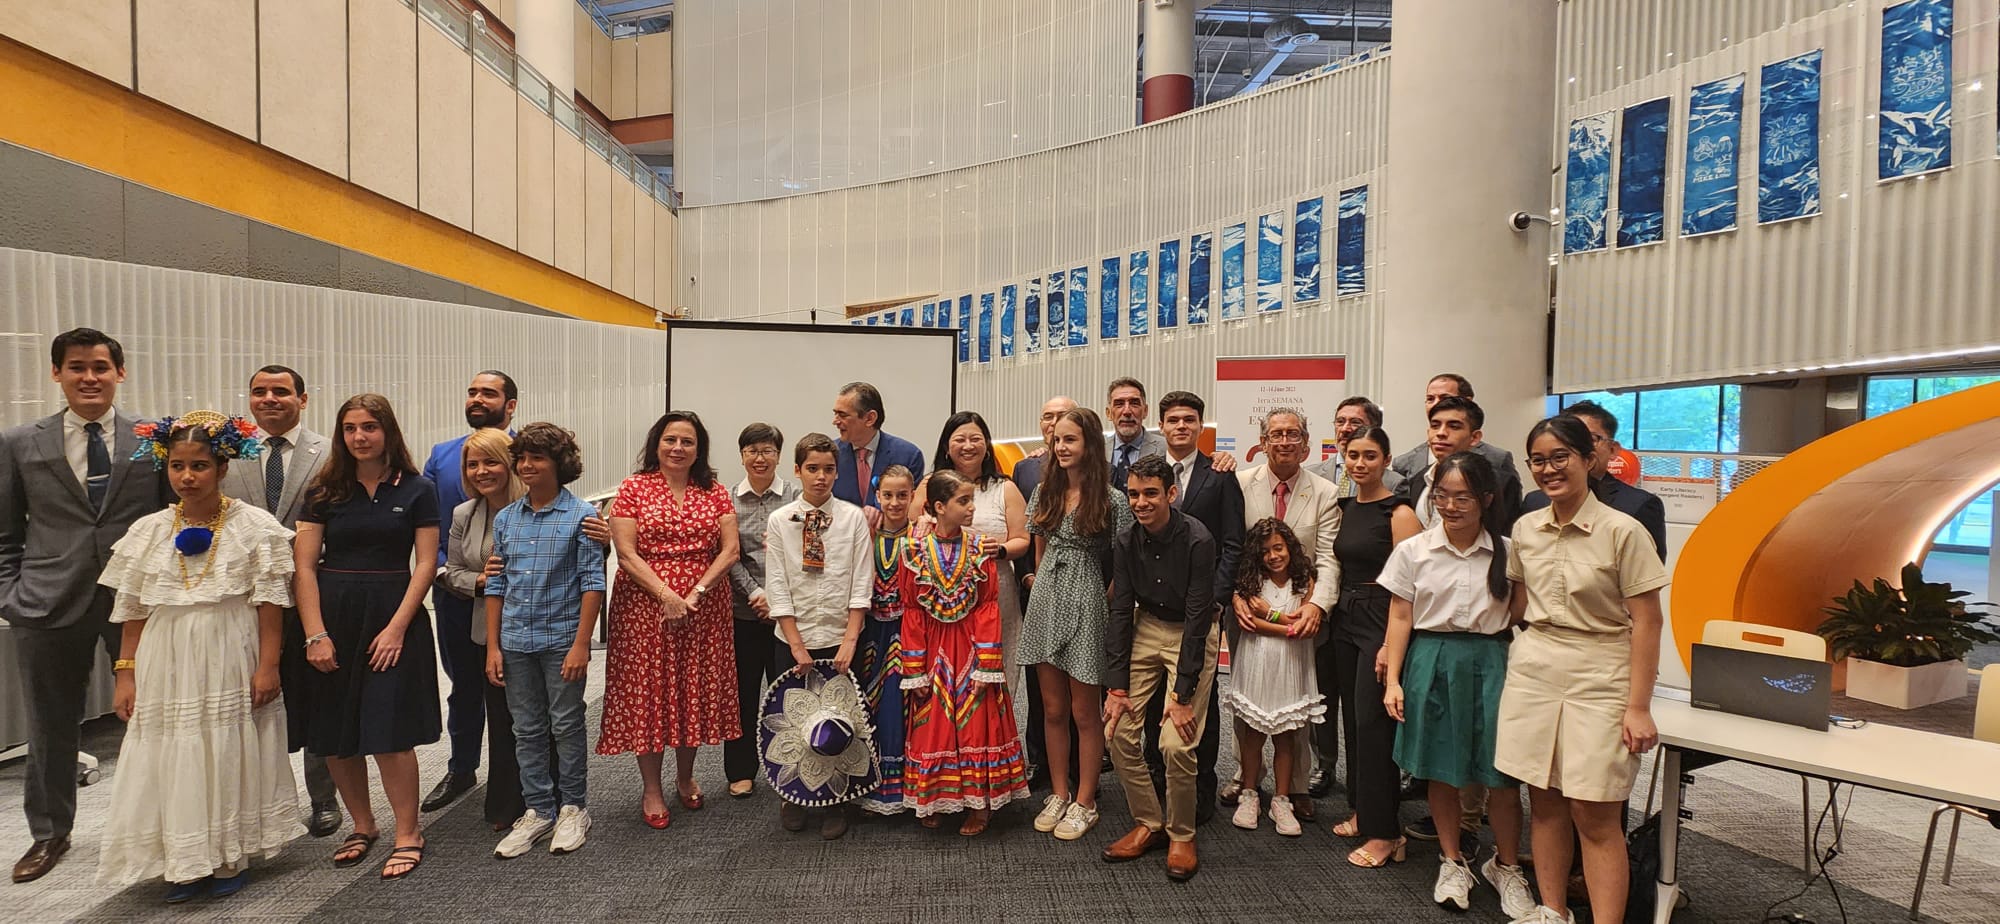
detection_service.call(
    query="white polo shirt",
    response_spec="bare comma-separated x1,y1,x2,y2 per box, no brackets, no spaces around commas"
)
1379,523,1513,635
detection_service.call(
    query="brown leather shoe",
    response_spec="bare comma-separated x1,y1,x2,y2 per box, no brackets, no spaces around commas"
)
1101,824,1167,863
1165,838,1199,881
12,837,68,883
1292,795,1315,821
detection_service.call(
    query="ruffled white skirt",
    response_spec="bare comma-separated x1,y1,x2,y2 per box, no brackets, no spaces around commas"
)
96,598,303,886
1223,632,1326,736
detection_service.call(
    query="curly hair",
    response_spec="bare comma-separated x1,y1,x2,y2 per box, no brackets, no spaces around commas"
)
512,421,584,485
1235,516,1314,602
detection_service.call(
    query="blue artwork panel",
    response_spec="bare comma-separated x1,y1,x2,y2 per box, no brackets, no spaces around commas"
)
1187,233,1212,324
899,306,916,326
1336,186,1368,297
1127,249,1150,336
1563,113,1613,253
1099,257,1121,340
1293,196,1323,302
999,285,1017,358
1023,278,1041,353
957,294,972,363
921,302,936,327
977,293,994,363
1067,267,1089,347
1256,212,1284,313
1220,222,1247,320
1616,97,1670,247
1045,271,1067,348
851,318,864,326
1682,74,1744,236
1759,50,1823,223
866,316,878,326
1156,240,1180,329
1879,0,1952,179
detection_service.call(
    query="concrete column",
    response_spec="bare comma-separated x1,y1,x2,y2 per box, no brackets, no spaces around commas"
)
514,0,574,98
1379,0,1557,463
1141,0,1196,122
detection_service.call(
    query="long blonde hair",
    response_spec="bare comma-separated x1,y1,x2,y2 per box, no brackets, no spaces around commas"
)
460,427,525,509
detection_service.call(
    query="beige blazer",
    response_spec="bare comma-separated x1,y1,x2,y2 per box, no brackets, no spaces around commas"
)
444,497,502,645
1236,464,1342,614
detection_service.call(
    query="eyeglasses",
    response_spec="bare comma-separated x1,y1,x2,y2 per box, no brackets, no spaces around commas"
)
742,447,779,459
1526,451,1578,472
1434,492,1482,509
1264,430,1307,445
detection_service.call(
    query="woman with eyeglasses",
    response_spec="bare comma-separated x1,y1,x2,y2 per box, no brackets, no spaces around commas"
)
1493,416,1669,924
1326,427,1421,868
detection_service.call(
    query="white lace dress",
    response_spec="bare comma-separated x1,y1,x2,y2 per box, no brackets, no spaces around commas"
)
1222,578,1326,735
95,502,305,887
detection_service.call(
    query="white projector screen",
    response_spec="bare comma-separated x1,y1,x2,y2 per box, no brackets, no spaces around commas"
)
665,321,959,488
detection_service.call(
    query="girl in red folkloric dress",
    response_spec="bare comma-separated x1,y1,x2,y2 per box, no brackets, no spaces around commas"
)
898,470,1030,835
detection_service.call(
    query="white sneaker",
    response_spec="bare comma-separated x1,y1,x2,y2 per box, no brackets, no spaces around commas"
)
1051,801,1099,841
549,805,591,854
1033,794,1072,833
1507,905,1574,924
1483,854,1538,919
1269,795,1302,836
1434,857,1478,911
495,809,554,858
1232,790,1261,830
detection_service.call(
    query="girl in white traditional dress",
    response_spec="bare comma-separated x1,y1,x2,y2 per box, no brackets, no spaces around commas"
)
96,411,304,902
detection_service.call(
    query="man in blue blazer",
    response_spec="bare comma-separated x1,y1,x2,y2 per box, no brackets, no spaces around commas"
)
831,381,925,511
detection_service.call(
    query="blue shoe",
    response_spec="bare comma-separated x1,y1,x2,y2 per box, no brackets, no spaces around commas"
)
165,877,212,903
210,871,248,898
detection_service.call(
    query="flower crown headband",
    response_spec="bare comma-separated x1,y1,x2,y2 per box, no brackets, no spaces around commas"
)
131,410,265,469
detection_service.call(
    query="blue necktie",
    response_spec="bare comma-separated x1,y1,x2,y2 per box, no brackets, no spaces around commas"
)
84,421,110,510
264,436,287,512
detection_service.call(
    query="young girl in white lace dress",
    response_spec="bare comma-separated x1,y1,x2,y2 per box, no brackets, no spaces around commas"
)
96,412,303,902
1222,517,1324,836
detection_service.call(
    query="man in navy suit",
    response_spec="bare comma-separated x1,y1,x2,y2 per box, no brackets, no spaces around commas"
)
1520,400,1667,560
1140,391,1242,825
830,381,925,513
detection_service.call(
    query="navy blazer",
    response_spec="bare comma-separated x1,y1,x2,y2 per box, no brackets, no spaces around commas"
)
1172,451,1244,609
1521,476,1668,562
833,430,926,508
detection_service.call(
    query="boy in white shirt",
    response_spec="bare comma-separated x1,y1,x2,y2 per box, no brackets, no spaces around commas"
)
763,432,874,839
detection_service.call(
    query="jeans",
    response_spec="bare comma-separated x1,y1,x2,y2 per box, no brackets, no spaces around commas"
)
503,648,588,817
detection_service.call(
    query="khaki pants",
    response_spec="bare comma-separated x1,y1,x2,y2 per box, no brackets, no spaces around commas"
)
1109,611,1219,842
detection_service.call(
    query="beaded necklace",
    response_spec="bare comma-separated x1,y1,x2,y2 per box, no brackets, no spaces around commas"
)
171,496,231,589
911,531,982,624
870,532,904,619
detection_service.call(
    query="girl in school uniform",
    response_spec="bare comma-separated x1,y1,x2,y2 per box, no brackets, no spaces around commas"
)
1380,452,1534,917
1492,417,1670,924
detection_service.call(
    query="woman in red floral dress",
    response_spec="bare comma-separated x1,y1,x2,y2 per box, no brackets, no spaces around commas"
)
600,411,741,829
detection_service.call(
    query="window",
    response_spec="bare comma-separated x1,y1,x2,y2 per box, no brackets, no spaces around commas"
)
1863,373,2000,553
1559,385,1740,454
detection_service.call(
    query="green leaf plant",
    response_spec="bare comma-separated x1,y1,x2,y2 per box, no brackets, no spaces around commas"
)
1817,562,2000,668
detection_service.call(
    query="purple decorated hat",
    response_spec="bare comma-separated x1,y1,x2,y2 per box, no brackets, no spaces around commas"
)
758,660,881,807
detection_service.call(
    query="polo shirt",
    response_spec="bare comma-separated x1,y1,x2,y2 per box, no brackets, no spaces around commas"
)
1380,524,1513,635
1506,493,1669,634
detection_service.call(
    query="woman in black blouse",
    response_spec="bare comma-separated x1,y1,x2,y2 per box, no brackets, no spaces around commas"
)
1329,427,1421,867
293,394,441,880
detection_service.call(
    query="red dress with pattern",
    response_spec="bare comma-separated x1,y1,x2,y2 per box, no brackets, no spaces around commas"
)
598,474,741,753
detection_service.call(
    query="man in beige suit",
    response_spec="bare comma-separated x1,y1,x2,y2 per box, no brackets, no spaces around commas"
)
1222,407,1341,819
219,364,341,838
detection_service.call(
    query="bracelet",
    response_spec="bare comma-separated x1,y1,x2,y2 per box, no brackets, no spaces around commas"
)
304,632,330,648
1267,609,1285,625
113,658,137,672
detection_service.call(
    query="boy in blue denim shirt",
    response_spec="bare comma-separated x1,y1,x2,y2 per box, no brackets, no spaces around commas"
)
483,423,606,858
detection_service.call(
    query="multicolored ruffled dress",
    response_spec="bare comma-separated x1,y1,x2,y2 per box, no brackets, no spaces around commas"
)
897,531,1030,817
853,526,909,814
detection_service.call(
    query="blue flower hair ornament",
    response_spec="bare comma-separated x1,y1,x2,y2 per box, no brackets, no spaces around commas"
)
131,410,266,470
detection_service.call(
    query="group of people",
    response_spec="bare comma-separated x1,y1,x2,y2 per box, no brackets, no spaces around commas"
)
0,327,1674,924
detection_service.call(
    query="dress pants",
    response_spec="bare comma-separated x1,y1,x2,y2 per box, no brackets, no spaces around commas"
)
12,591,119,841
1108,612,1218,842
1312,634,1343,783
1143,669,1221,809
1332,634,1399,839
478,642,527,826
431,590,486,775
725,618,782,783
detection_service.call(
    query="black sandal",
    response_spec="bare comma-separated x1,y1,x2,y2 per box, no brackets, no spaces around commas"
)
380,843,424,880
332,832,378,867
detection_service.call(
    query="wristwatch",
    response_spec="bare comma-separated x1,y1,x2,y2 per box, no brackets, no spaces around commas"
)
1168,690,1188,706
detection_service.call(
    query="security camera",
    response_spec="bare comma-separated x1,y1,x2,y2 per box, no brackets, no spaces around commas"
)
1508,211,1553,232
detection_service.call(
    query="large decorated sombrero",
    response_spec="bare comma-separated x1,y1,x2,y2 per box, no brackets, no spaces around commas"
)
758,660,882,808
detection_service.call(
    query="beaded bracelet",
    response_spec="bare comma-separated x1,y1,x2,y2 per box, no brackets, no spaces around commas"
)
304,632,330,648
113,659,137,672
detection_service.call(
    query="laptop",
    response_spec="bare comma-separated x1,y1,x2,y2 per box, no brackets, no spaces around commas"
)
1689,643,1831,731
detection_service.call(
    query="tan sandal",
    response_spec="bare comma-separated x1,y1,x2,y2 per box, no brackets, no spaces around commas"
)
1346,837,1407,868
1331,814,1360,838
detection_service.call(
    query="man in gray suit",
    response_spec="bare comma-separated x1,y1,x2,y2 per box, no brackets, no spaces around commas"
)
0,328,168,882
1106,378,1167,491
219,364,342,838
1307,396,1405,498
1389,373,1516,484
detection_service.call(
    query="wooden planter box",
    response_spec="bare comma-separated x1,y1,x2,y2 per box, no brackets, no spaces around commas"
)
1842,657,1969,709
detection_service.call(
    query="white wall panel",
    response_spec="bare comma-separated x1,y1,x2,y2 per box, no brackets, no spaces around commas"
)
552,130,586,275
632,183,654,306
1554,0,2000,391
417,20,474,230
135,0,256,139
674,0,1137,206
611,173,636,298
515,95,557,263
349,0,420,207
258,0,348,178
584,154,613,287
0,248,666,499
472,66,518,247
0,0,133,87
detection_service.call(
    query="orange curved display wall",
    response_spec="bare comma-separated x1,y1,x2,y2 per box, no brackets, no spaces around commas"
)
1669,381,2000,671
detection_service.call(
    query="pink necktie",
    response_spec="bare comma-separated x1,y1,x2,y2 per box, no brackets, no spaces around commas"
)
855,447,872,498
1273,480,1290,521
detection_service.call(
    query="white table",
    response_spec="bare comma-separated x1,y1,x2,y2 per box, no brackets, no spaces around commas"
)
1651,688,2000,924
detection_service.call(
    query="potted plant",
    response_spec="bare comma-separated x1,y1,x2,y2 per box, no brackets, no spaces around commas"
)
1816,562,1998,709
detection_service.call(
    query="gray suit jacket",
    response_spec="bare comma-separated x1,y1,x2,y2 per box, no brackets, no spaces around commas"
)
0,411,169,629
444,497,502,645
1391,440,1516,484
221,426,331,529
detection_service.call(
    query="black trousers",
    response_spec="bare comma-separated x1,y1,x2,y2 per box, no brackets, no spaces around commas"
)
1332,634,1399,839
478,644,528,826
1312,635,1343,780
14,599,119,842
1142,668,1221,807
725,619,782,783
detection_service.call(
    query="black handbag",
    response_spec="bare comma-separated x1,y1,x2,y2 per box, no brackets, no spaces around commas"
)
1625,812,1664,923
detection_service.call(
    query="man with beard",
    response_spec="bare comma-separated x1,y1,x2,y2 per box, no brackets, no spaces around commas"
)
419,371,607,813
1104,378,1166,492
1308,396,1404,496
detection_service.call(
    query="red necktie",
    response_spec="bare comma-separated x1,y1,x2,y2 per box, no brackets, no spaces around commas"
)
855,447,872,500
1273,480,1290,521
